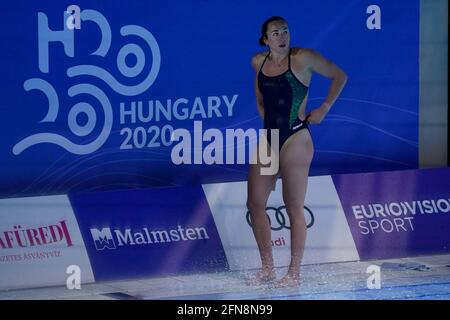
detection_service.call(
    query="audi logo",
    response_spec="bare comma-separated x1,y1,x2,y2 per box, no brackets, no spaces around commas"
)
246,205,315,231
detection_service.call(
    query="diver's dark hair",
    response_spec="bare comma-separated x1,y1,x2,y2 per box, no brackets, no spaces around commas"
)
258,16,287,46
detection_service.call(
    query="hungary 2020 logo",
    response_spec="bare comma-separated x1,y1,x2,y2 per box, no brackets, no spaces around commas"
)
13,6,161,155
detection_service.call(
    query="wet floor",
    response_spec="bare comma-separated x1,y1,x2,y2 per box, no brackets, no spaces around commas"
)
1,254,450,300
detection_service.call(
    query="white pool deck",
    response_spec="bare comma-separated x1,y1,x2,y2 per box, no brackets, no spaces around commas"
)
1,254,450,300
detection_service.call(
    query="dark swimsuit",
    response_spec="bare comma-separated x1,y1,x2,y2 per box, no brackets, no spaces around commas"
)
258,48,310,151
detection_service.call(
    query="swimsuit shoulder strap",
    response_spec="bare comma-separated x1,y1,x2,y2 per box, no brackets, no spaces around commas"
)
258,51,271,74
288,48,292,70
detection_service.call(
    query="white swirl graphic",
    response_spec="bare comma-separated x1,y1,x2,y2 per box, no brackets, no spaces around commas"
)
15,9,160,156
81,9,111,57
13,84,112,155
23,78,59,123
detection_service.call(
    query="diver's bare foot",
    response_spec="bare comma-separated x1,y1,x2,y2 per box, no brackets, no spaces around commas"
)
245,269,276,286
273,274,301,288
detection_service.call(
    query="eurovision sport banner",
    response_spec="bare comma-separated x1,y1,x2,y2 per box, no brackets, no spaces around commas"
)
1,168,448,289
0,0,419,198
332,168,450,260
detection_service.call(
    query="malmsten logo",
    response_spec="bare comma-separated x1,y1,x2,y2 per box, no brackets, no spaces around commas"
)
90,225,210,250
0,220,73,249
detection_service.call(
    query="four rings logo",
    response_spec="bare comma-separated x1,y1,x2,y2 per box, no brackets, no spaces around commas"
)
246,205,315,231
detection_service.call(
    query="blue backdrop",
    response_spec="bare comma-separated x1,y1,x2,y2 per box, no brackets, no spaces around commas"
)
0,0,419,198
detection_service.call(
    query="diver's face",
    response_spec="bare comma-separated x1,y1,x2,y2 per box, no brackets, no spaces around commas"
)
265,21,290,50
